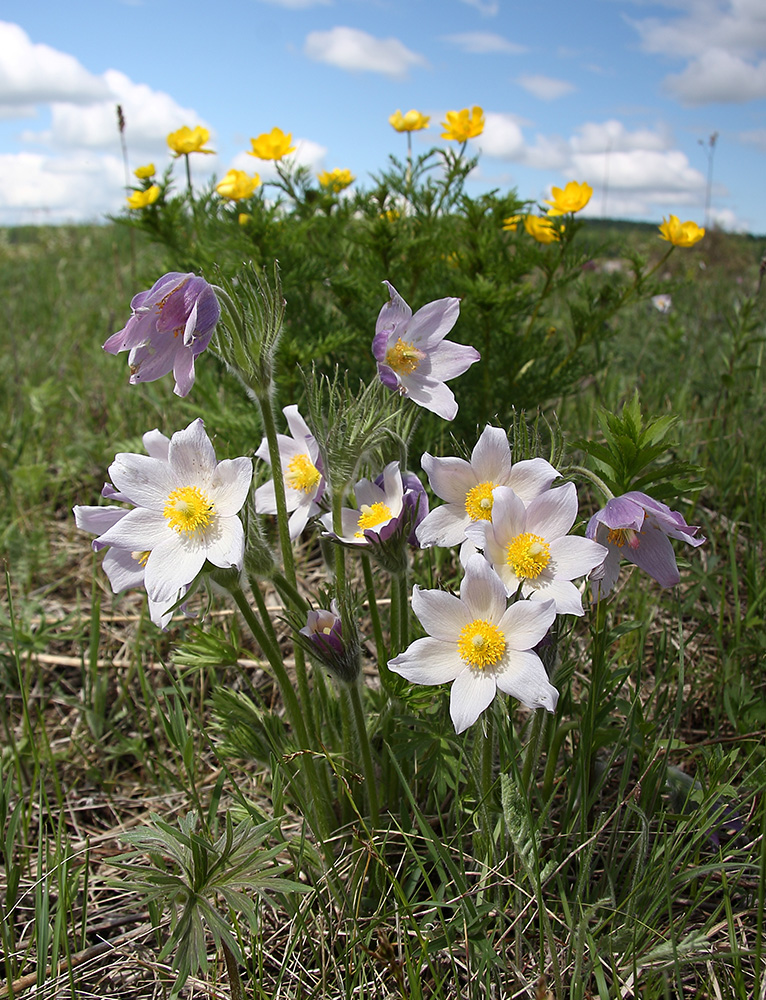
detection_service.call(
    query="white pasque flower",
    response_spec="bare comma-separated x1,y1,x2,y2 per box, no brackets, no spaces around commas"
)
416,425,560,554
255,405,325,540
389,555,558,733
90,419,252,604
466,484,608,616
320,461,404,546
74,429,188,629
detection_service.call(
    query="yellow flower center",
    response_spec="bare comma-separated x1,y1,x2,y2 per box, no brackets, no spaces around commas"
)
354,502,392,536
285,453,321,494
131,550,150,566
163,485,214,535
464,481,497,521
457,619,506,670
506,532,551,579
385,338,426,376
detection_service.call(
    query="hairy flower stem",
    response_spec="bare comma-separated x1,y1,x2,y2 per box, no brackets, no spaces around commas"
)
330,490,348,595
520,708,547,793
582,599,610,832
258,392,315,739
222,942,244,1000
228,585,333,844
361,555,390,686
346,680,380,828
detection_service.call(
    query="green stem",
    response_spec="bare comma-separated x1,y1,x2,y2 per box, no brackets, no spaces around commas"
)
347,681,380,828
183,153,193,199
222,941,244,1000
330,489,348,595
361,555,388,678
258,392,315,738
396,571,410,652
568,465,615,504
520,708,546,793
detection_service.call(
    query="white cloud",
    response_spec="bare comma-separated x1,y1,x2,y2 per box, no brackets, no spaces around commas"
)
475,112,525,158
304,27,428,79
739,126,766,149
517,74,575,100
664,50,766,104
440,32,525,55
0,151,125,224
571,119,670,154
0,21,109,109
458,0,500,15
628,0,766,104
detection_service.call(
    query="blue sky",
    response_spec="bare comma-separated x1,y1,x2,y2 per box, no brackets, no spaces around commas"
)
0,0,764,231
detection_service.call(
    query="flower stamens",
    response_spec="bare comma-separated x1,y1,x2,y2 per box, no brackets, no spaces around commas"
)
465,481,497,521
385,338,426,375
164,485,214,535
285,454,321,494
457,618,506,670
355,502,392,536
506,532,551,579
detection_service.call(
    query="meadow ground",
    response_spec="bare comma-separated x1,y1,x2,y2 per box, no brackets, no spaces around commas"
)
1,220,766,999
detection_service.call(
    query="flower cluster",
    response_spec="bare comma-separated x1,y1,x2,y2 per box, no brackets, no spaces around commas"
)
317,168,354,193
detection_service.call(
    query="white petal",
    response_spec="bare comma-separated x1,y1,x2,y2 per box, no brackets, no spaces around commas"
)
101,548,145,592
388,637,464,684
283,405,313,445
255,479,278,515
401,374,458,421
210,457,252,516
498,598,556,650
96,507,172,550
487,487,528,543
142,429,171,461
525,484,577,540
496,650,559,711
531,578,584,616
507,458,559,503
549,535,608,580
416,504,468,547
460,555,507,621
412,587,470,640
471,426,511,484
109,453,177,510
144,535,206,603
204,515,245,569
449,668,497,733
168,418,217,487
73,505,127,538
421,453,476,504
408,297,460,348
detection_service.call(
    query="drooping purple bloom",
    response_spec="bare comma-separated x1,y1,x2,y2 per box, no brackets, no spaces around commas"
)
299,600,361,683
372,281,480,421
103,272,220,397
376,468,429,546
586,491,705,600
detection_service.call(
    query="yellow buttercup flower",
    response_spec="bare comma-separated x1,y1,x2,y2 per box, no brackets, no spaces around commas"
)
238,213,252,226
167,126,214,156
502,214,522,232
216,169,261,201
317,168,355,193
127,185,160,210
389,109,430,133
545,180,593,216
524,215,560,244
440,106,484,142
134,163,155,180
658,215,705,247
249,128,296,161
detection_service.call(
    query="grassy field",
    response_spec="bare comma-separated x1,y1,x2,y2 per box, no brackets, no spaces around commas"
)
2,220,766,999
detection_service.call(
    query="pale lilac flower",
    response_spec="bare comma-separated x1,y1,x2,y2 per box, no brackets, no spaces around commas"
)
103,272,220,397
389,555,558,733
320,461,404,546
74,429,187,628
85,419,252,605
651,294,672,314
466,485,607,616
376,468,429,546
416,425,560,559
372,281,480,420
586,491,705,600
255,405,325,540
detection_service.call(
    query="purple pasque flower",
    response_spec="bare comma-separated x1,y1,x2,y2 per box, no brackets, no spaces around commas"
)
74,429,190,629
320,461,405,547
372,280,480,421
416,425,560,556
466,484,608,616
83,418,252,606
586,491,705,600
389,555,558,734
376,468,429,546
255,405,326,540
299,600,361,684
103,272,220,397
